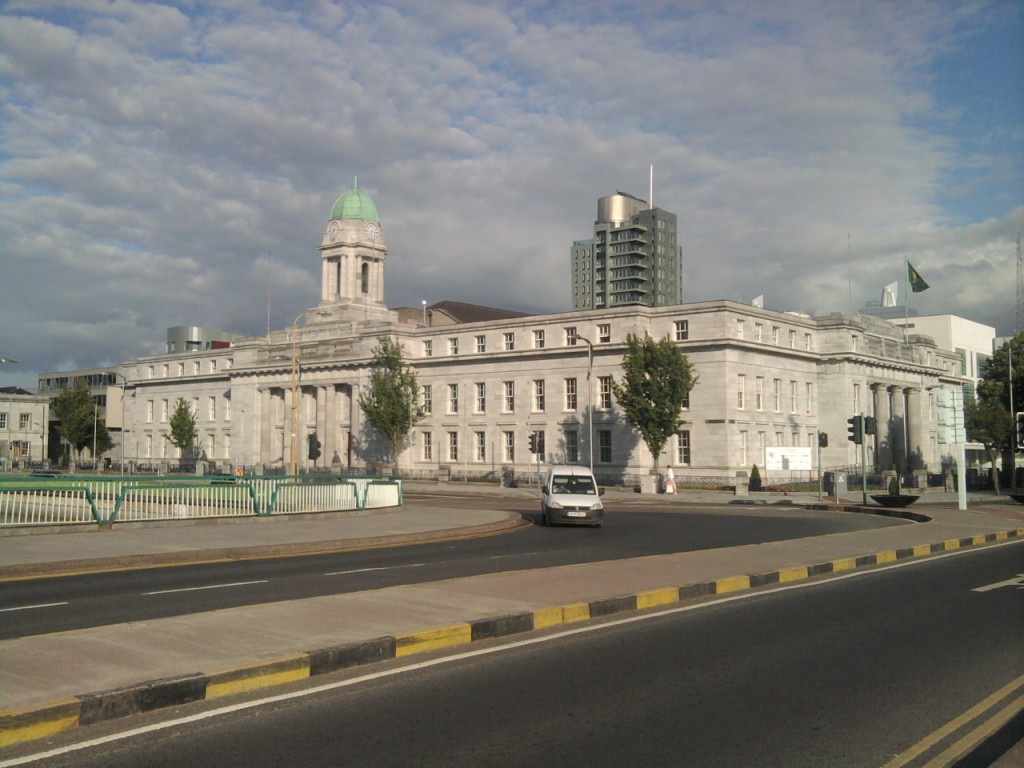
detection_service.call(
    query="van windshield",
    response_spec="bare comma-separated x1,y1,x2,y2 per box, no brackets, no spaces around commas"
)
551,475,597,495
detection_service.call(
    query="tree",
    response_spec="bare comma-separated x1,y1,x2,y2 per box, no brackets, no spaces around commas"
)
167,398,197,459
966,331,1024,494
358,337,424,467
51,377,112,470
612,334,698,472
749,464,762,492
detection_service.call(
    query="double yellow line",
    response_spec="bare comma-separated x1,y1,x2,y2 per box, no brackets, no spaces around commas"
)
883,671,1024,767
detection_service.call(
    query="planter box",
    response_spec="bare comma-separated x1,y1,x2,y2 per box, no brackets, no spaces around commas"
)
869,494,920,508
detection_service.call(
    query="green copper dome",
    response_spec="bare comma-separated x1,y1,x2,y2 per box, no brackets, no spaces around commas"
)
329,178,379,223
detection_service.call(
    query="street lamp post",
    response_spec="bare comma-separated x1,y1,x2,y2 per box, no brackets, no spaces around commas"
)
0,358,16,472
113,373,128,476
288,311,309,477
573,336,595,471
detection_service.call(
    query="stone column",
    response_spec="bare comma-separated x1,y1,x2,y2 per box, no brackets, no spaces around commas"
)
890,386,906,473
871,384,890,471
906,388,924,470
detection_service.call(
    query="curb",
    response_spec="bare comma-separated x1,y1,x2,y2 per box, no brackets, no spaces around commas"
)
3,525,1021,750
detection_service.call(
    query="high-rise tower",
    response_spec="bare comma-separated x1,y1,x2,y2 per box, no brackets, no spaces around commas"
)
570,191,682,310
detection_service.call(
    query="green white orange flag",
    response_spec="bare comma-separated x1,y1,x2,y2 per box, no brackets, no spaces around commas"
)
907,261,929,293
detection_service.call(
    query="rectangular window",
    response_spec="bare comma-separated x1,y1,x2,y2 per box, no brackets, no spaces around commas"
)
503,381,515,412
475,335,486,353
447,432,459,462
754,324,763,342
161,399,169,422
790,381,798,413
423,340,432,357
853,383,861,414
598,376,613,409
804,333,812,351
772,379,781,412
789,329,796,348
565,430,579,463
147,365,154,379
740,431,749,466
533,430,545,457
475,431,486,462
224,397,231,421
421,385,432,415
146,400,154,423
1,413,10,430
503,332,515,351
736,319,745,339
737,375,746,410
806,382,814,414
598,324,611,343
422,431,432,461
474,382,486,413
674,320,689,341
758,432,766,460
564,378,577,411
193,361,201,375
208,396,216,421
565,327,578,346
503,431,515,462
162,364,169,377
448,338,458,356
598,430,612,463
178,363,185,376
755,377,764,411
681,390,690,409
448,384,459,414
18,413,30,430
771,326,780,345
775,431,784,447
210,359,217,373
677,430,691,465
533,330,545,349
533,379,545,412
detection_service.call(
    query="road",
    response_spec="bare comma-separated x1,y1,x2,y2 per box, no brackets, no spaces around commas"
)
0,497,901,638
13,540,1022,767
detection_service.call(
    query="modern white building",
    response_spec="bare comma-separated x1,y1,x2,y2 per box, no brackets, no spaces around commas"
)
0,388,50,470
101,181,966,485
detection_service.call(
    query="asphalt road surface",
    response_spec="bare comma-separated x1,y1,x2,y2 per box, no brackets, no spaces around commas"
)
14,541,1022,768
0,501,902,638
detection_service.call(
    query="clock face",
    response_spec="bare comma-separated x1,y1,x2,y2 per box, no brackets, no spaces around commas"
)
365,222,380,241
326,220,342,241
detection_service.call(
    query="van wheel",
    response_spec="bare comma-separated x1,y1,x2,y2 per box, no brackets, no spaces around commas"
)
540,508,549,526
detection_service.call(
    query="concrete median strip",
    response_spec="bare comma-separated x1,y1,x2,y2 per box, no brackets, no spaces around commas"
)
1,526,1021,750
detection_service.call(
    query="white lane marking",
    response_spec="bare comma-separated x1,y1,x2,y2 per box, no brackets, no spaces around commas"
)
324,564,425,576
972,573,1024,592
5,539,1020,767
0,601,69,613
143,580,268,596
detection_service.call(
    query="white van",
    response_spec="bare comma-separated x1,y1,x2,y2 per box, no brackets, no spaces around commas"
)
540,465,604,527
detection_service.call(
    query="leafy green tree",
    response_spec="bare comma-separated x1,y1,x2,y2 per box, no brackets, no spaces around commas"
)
359,337,424,467
612,334,698,472
965,332,1023,494
167,398,197,459
51,377,111,470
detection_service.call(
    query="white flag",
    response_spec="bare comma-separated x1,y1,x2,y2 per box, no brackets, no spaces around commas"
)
751,295,764,308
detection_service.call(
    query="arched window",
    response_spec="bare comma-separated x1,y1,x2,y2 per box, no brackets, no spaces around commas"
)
361,262,369,294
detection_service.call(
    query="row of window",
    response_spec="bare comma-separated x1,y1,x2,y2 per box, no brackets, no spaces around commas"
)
423,321,691,358
737,320,812,350
420,376,630,416
134,431,229,460
418,428,693,466
145,396,231,423
143,359,228,379
736,377,814,414
0,413,32,430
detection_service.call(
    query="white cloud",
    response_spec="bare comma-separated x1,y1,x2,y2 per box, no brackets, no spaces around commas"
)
0,0,1021,389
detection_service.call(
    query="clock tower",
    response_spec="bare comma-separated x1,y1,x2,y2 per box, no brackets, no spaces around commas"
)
318,179,388,315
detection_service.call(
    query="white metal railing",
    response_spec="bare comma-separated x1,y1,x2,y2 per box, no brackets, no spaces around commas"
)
0,475,401,527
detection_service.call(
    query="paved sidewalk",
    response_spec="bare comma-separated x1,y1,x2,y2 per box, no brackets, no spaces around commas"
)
1,486,1022,750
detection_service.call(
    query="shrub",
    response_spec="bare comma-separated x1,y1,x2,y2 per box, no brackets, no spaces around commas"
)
888,476,900,496
749,464,763,492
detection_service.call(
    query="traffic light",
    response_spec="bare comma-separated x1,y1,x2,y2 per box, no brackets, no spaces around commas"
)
307,433,321,461
528,433,538,454
1017,412,1024,450
847,416,863,444
863,416,877,436
818,432,828,448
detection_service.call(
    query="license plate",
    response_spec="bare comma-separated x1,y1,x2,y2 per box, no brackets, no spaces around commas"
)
566,510,587,517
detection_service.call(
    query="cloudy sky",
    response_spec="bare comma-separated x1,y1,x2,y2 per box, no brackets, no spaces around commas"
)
1,0,1022,389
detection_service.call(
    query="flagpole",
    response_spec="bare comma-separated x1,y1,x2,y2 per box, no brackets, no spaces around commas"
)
903,257,909,339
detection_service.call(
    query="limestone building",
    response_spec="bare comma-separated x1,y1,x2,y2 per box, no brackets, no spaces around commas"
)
107,181,965,485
